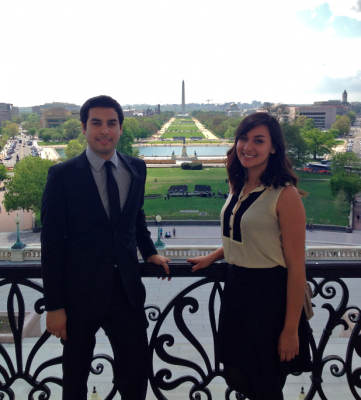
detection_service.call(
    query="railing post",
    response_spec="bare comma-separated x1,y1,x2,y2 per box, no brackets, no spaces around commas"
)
10,248,24,262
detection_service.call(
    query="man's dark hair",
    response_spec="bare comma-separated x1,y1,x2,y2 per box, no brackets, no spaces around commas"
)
80,95,124,129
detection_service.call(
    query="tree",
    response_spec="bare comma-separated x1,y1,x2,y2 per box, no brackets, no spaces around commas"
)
328,128,340,138
225,126,236,139
294,115,308,128
116,125,134,156
301,118,316,132
2,121,12,128
302,128,335,159
330,152,361,175
0,164,8,181
27,113,40,124
28,127,37,137
11,115,22,124
3,156,55,215
3,123,19,139
330,172,361,202
334,189,348,218
282,123,308,167
347,111,356,124
77,132,87,146
63,119,82,140
42,133,52,142
331,115,350,135
65,139,86,159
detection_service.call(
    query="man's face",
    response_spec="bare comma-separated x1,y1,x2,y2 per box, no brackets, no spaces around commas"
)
82,107,122,160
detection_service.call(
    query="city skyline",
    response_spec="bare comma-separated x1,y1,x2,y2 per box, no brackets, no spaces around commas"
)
1,0,360,107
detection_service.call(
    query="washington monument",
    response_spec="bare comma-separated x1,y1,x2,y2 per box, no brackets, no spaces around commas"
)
182,80,185,114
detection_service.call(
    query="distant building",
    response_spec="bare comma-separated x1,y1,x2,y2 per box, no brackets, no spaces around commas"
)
285,91,350,129
33,102,81,116
225,103,242,117
0,103,19,124
41,107,80,128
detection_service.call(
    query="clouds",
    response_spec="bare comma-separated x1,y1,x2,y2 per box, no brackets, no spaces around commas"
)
297,2,361,37
315,71,361,94
0,0,359,106
351,0,361,12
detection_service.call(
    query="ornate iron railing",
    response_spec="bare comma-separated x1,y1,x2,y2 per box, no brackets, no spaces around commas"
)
0,261,361,399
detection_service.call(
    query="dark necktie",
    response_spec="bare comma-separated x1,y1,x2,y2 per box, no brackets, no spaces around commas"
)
104,161,121,228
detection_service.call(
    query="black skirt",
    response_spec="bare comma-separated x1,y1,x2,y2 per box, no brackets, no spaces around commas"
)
219,264,312,375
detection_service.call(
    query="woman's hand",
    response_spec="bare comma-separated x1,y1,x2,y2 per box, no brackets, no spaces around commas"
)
187,255,213,272
278,328,299,362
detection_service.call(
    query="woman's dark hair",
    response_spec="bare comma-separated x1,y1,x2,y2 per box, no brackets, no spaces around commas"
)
80,95,124,128
226,112,298,195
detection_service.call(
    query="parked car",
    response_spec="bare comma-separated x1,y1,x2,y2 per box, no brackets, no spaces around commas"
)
4,155,12,160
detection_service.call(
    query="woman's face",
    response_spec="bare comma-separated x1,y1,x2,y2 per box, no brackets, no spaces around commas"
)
236,124,274,175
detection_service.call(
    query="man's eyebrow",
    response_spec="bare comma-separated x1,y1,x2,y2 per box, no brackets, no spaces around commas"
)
89,118,119,123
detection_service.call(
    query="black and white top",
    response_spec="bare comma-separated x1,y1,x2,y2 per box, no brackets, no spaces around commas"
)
221,184,288,269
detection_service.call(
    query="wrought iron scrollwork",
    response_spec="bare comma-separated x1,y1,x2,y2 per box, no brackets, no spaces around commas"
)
0,263,361,399
148,277,244,399
0,278,119,400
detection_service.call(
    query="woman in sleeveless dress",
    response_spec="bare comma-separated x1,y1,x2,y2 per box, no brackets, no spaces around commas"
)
187,113,311,400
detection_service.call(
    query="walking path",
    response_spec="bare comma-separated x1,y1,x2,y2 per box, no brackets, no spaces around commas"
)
192,117,219,140
149,117,175,140
0,191,33,233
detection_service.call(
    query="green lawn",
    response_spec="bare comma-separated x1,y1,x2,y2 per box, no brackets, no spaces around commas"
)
168,124,200,131
296,171,330,180
162,132,205,139
174,117,193,122
143,168,348,225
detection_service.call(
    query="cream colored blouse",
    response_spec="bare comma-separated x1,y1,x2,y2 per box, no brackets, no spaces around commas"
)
221,184,288,269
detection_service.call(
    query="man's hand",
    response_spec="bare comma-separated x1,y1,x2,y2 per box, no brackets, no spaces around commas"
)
278,328,299,362
46,309,67,340
147,254,171,280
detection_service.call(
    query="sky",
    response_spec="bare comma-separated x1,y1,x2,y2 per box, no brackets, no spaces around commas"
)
1,0,360,107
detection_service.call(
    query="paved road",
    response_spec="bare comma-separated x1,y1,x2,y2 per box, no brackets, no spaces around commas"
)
348,117,361,158
1,132,38,168
1,224,360,248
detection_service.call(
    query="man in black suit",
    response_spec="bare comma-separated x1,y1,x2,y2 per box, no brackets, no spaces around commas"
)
41,95,170,400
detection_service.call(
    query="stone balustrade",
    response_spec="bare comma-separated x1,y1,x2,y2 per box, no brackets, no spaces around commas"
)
1,244,361,262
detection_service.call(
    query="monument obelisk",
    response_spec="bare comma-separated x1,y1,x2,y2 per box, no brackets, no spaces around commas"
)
181,80,185,114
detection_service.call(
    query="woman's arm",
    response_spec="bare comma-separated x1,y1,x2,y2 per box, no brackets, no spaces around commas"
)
276,186,306,362
188,247,225,272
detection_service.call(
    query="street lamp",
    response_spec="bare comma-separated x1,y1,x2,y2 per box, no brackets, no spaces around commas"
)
11,214,26,249
154,214,165,248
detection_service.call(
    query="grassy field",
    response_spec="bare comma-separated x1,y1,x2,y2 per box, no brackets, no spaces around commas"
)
174,117,193,122
296,171,330,180
162,132,205,139
143,168,348,225
167,124,200,131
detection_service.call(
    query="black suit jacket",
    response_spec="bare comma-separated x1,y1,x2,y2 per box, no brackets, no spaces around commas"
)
41,150,157,321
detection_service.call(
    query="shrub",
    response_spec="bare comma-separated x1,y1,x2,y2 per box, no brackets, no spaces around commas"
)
181,162,191,170
191,162,203,170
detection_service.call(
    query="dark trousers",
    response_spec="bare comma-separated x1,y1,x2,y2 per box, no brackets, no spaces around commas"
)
62,273,150,400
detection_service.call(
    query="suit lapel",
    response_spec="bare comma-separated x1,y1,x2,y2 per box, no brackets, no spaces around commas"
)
117,152,138,223
75,151,110,227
